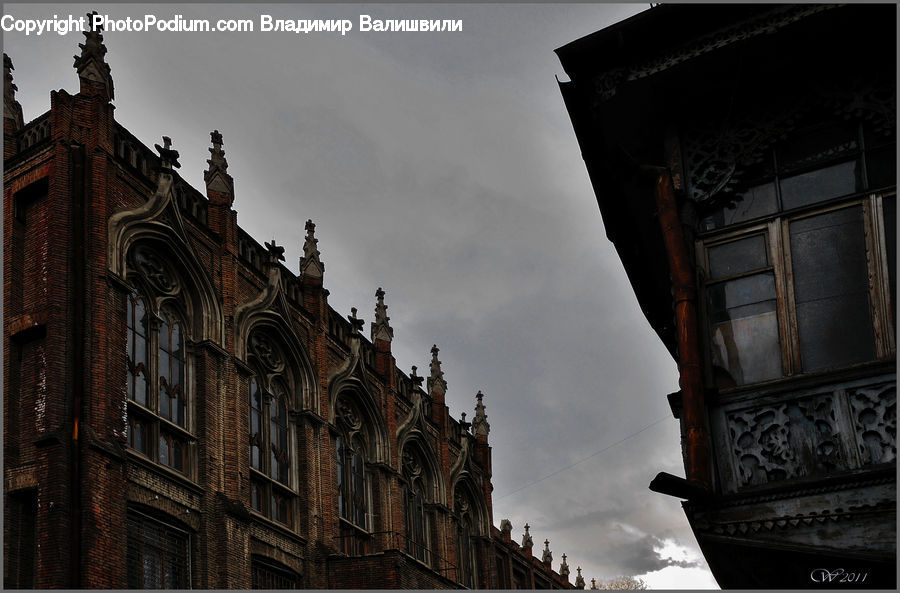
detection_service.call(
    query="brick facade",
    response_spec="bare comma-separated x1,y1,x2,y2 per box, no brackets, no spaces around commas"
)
4,29,575,590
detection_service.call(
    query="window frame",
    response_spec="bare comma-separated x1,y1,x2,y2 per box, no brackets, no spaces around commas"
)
697,191,896,391
126,508,192,589
125,288,196,479
246,335,297,528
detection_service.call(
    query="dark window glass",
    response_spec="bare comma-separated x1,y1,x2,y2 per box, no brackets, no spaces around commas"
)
249,378,262,471
780,160,863,210
126,511,190,589
127,293,148,407
790,207,876,372
4,490,37,589
702,183,778,231
158,314,185,428
776,122,858,173
707,273,782,387
251,557,299,589
707,234,768,279
866,144,896,190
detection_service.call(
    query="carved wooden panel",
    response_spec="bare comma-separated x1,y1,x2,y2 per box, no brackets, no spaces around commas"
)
848,383,896,466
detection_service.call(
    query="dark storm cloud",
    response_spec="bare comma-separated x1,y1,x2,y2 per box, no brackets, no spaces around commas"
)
4,2,715,587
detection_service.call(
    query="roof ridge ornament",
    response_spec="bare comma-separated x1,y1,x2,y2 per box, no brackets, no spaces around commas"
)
521,522,533,549
427,344,447,397
299,219,324,279
154,136,181,170
348,307,364,335
575,567,585,589
371,287,393,343
542,539,552,564
73,11,114,100
560,553,570,579
204,129,234,202
3,53,24,130
472,390,490,436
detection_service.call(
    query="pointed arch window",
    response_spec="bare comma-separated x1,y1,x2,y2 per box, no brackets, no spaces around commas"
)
401,449,431,565
335,396,373,554
247,331,295,527
454,489,478,588
124,245,194,477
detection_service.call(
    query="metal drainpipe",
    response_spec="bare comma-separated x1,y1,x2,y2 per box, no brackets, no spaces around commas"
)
651,168,711,490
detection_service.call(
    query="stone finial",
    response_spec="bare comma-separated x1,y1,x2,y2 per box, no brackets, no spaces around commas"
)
427,345,447,397
575,567,585,589
542,539,553,564
73,11,114,100
204,129,233,201
460,412,470,432
409,365,424,390
299,219,324,279
472,390,490,436
500,519,512,539
3,54,23,130
154,136,181,170
560,554,570,579
264,239,285,267
348,307,364,335
590,578,598,590
371,287,393,343
521,523,533,549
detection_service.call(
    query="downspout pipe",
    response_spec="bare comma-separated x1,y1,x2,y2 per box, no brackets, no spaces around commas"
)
648,168,711,490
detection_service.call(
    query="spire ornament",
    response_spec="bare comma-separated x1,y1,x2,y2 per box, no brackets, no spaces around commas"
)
154,136,181,170
427,345,447,397
264,239,286,268
472,390,490,436
299,219,324,279
542,539,553,564
204,129,233,201
348,307,364,335
3,54,23,130
560,554,570,579
409,365,424,390
575,567,585,589
73,11,114,100
371,287,393,343
590,578,598,590
521,523,533,549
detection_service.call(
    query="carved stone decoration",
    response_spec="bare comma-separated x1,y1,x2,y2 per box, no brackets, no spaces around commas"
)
3,53,23,130
521,522,533,549
499,519,512,538
73,11,114,100
427,344,448,397
574,567,585,590
727,393,845,490
337,397,362,431
371,287,393,343
402,450,422,480
849,384,896,466
132,244,179,296
542,539,552,564
299,219,324,279
472,390,490,437
248,331,284,373
560,553,570,579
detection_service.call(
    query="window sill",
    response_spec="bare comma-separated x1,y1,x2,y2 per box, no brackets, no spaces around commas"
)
249,511,306,544
125,448,204,495
709,358,895,405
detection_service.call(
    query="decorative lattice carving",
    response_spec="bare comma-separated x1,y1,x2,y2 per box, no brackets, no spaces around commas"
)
849,384,896,466
727,394,844,488
132,244,179,295
248,332,283,373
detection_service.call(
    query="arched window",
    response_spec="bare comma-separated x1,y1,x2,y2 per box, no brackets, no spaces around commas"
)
335,396,372,554
247,330,295,526
401,449,431,565
124,244,194,476
454,488,478,588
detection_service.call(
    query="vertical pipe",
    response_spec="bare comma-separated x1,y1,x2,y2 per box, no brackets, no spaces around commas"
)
652,169,711,489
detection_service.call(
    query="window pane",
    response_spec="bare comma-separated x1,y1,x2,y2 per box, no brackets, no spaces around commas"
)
707,273,781,387
866,144,896,190
780,160,862,210
707,235,768,279
776,122,858,173
159,435,170,466
702,182,778,231
790,207,876,371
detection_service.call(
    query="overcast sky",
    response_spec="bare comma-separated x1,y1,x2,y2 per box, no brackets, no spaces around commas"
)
4,3,718,588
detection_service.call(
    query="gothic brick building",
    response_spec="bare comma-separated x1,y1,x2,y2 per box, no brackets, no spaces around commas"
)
3,27,576,589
